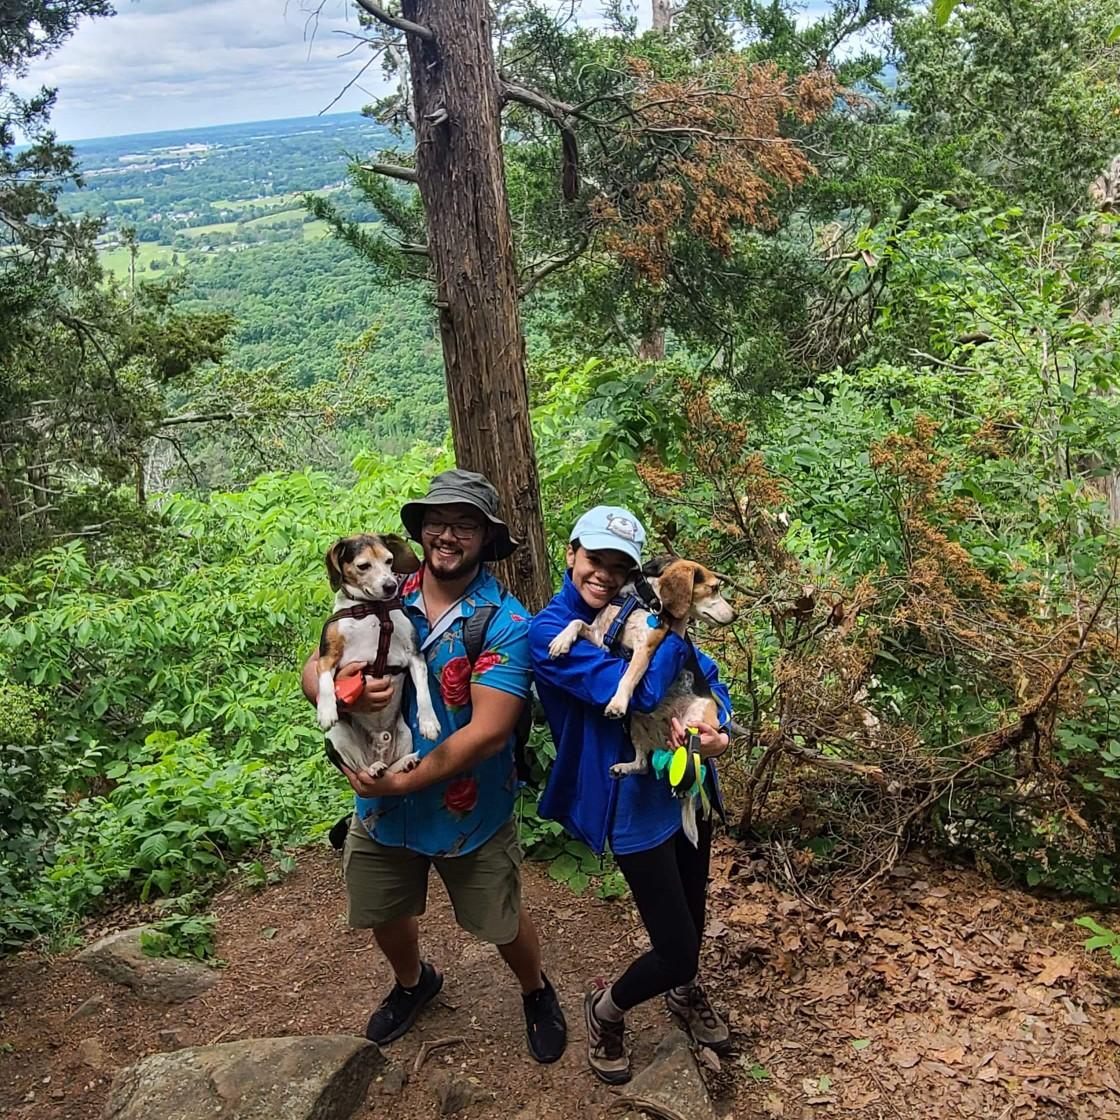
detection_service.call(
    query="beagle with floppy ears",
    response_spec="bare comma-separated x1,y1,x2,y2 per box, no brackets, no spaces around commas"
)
316,534,441,778
547,556,735,777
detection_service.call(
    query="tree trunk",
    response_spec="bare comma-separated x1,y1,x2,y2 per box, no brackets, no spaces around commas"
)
400,0,551,610
651,0,674,31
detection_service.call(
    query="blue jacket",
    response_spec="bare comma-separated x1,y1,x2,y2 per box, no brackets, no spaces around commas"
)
529,574,732,856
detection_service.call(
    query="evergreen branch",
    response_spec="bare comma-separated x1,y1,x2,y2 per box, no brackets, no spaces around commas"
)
517,233,589,298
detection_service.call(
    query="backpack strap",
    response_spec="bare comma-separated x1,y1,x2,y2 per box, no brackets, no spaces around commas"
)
463,603,500,665
462,599,533,781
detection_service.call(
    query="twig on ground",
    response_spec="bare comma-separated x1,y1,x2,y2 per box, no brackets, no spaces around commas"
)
608,1095,692,1120
413,1035,466,1074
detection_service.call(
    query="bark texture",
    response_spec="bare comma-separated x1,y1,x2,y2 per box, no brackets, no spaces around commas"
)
401,0,551,609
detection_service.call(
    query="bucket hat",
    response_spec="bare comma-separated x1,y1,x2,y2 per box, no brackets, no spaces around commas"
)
400,469,519,562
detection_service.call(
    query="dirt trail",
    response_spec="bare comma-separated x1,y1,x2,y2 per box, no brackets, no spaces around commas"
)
2,837,1118,1119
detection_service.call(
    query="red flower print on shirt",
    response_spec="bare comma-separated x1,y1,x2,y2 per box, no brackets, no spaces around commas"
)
440,655,472,708
443,776,479,817
471,649,507,679
401,570,422,596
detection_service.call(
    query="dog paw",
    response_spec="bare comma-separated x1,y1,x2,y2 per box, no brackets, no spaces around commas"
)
397,753,420,773
418,716,441,742
604,699,628,719
548,635,573,659
609,764,628,779
317,705,339,731
366,761,388,780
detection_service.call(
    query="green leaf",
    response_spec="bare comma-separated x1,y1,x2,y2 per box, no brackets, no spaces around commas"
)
851,1039,871,1050
548,854,578,882
932,0,960,27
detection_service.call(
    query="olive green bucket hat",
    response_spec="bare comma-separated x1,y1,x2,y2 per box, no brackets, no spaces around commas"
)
400,469,520,562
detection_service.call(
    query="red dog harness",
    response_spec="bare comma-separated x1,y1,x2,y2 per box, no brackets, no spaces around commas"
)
320,598,407,707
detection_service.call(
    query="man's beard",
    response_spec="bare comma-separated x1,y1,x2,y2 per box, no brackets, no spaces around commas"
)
425,545,481,582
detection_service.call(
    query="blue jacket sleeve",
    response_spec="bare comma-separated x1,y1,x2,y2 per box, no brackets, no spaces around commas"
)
694,646,733,727
530,615,692,714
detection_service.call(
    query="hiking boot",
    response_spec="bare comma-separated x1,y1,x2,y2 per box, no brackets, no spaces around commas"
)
523,973,567,1063
584,989,631,1084
364,961,443,1045
666,982,731,1055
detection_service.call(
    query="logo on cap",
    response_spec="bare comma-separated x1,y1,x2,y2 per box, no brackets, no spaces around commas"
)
606,514,640,541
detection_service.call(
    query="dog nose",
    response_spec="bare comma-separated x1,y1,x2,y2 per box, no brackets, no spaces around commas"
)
382,580,397,595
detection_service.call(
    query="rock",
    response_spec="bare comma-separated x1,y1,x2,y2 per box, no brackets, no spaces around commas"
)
377,1062,408,1096
434,1071,475,1115
76,928,219,1004
158,1028,187,1049
68,994,107,1023
622,1029,715,1120
77,1038,109,1071
103,1035,382,1120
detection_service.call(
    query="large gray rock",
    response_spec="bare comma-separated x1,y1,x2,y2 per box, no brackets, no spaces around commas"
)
103,1035,383,1120
621,1029,716,1120
76,927,219,1003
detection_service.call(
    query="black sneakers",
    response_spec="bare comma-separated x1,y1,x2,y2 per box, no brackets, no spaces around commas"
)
364,961,444,1044
522,973,567,1063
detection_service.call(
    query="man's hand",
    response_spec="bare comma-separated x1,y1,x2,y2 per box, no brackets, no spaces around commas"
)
336,661,395,713
339,762,417,799
669,716,729,760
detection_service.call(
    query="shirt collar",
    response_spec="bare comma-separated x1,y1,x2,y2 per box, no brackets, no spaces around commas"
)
402,563,501,611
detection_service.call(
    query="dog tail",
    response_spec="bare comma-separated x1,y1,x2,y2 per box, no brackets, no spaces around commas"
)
681,797,699,848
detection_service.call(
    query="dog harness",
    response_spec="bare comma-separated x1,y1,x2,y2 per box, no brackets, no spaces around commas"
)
320,597,407,685
603,574,665,660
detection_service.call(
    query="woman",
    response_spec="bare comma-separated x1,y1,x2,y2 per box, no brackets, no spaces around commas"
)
528,505,732,1084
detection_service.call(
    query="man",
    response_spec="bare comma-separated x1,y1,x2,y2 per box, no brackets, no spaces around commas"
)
301,469,566,1063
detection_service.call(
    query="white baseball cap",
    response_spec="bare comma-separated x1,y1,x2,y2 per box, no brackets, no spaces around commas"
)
570,506,646,567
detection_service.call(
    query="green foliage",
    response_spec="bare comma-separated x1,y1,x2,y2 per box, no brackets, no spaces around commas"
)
1075,916,1120,969
0,448,449,947
140,912,220,964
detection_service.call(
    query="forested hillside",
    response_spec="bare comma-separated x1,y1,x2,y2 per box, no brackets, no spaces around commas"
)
3,0,1120,1055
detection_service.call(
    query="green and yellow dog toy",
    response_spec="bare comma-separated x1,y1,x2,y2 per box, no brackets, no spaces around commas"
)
651,726,712,823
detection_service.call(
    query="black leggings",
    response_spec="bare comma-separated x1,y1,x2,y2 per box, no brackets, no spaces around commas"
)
610,818,712,1010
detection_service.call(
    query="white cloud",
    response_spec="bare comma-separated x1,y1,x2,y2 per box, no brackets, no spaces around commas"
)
13,0,393,139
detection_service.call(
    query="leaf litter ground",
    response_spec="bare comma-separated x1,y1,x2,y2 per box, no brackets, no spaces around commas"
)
1,836,1118,1120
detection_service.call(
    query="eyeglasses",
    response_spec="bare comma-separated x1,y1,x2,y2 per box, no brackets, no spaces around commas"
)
421,519,484,540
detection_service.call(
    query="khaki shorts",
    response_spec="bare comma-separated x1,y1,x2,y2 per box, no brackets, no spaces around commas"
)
342,816,523,945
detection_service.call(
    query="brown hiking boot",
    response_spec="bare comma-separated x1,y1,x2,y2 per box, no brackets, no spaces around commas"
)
666,983,731,1055
584,989,631,1084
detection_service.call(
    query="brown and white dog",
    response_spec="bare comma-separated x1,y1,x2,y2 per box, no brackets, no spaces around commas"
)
547,556,735,779
316,534,441,777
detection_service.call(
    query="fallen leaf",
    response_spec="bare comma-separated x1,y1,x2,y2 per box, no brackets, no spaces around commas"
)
697,1047,721,1073
873,928,908,946
761,1092,785,1117
850,1039,871,1050
1035,956,1074,986
895,1050,921,1069
931,1045,966,1064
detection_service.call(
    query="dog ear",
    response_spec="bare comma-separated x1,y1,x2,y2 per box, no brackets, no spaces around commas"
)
384,533,421,574
325,539,348,591
642,554,675,578
655,561,698,619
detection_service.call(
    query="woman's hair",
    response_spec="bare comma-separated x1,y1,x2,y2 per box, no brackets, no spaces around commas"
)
570,537,581,550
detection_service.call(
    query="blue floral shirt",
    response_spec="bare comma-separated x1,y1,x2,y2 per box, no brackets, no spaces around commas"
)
354,564,532,857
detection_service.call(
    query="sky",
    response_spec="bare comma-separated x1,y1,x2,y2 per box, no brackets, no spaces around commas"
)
14,1,394,140
14,0,836,143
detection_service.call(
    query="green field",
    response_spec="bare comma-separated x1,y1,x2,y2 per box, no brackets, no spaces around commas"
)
100,241,178,278
182,221,240,238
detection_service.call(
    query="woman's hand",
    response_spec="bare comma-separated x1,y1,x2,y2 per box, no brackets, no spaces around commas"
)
668,717,729,760
336,661,395,712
